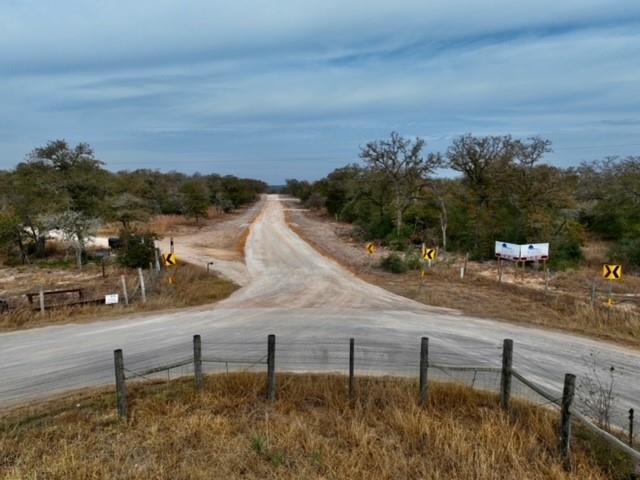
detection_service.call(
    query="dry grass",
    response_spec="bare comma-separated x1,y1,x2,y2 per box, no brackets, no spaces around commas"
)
284,206,640,349
1,373,632,479
0,264,237,331
376,264,640,348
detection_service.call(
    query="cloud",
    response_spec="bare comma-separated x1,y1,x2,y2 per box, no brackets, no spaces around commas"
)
1,1,639,182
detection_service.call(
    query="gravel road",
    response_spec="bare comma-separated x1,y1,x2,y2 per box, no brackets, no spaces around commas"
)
1,195,638,428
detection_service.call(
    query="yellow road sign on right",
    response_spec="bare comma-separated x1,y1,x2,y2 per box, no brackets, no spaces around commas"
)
602,264,622,280
366,242,376,255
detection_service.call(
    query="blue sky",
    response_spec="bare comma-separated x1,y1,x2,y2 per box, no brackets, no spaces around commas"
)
1,1,639,183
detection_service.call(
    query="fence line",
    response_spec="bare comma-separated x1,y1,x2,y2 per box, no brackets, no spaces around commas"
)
108,334,639,470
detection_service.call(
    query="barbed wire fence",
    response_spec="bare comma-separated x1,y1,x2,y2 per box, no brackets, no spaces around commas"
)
99,334,640,471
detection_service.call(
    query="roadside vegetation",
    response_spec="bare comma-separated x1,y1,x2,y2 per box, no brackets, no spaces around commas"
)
0,139,267,269
0,139,265,325
0,263,237,331
0,373,632,479
284,132,640,273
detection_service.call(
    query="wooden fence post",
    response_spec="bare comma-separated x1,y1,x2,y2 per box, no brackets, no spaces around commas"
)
114,349,128,420
120,275,129,306
591,280,597,307
349,338,355,400
137,268,146,304
630,408,635,447
38,286,45,314
267,334,276,401
500,339,513,410
193,335,203,392
560,373,576,469
419,337,429,407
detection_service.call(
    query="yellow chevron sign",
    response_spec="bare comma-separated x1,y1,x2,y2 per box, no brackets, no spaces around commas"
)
422,247,437,261
366,243,376,255
602,264,622,280
162,253,178,267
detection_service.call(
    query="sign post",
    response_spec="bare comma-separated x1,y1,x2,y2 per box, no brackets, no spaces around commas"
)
602,264,622,306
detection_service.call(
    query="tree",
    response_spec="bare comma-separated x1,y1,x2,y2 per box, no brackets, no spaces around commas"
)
42,210,100,269
114,229,158,269
180,180,209,223
108,193,151,229
0,208,27,263
359,132,441,237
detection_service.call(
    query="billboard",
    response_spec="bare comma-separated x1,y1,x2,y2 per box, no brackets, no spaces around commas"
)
520,243,549,261
495,241,521,261
495,242,550,261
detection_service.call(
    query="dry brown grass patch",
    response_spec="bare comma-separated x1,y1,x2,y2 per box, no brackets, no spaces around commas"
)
0,373,630,479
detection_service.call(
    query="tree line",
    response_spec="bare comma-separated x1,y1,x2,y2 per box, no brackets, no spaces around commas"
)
284,132,640,270
0,140,267,266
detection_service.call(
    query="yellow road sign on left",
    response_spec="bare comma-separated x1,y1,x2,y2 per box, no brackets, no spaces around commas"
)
422,247,437,261
366,243,376,255
162,252,178,267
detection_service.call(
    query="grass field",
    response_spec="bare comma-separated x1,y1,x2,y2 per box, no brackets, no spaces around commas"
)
0,264,238,331
0,373,634,479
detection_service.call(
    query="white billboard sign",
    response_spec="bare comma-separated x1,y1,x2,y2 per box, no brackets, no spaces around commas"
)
105,293,119,305
495,241,521,261
520,243,549,261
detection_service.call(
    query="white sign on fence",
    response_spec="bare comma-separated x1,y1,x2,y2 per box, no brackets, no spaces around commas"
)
495,241,521,261
520,243,549,261
105,293,119,305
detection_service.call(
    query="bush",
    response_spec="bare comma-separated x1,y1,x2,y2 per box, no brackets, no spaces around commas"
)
609,237,640,271
380,253,408,273
114,229,158,269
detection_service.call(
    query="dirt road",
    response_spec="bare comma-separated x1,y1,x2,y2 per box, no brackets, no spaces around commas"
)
1,195,639,428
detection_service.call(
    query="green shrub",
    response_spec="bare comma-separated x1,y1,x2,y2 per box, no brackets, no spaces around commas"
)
114,229,158,269
380,253,408,273
609,237,640,271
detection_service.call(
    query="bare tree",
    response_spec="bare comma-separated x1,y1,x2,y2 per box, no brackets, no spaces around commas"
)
359,132,441,237
578,352,618,431
42,211,100,270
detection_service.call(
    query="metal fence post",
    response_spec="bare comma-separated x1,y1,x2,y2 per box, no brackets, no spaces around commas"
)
560,373,576,469
349,338,355,400
500,339,513,410
193,335,203,392
419,337,429,407
267,334,276,401
630,408,635,447
114,349,128,420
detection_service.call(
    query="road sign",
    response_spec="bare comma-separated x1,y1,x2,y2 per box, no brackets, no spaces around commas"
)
521,243,549,261
366,243,376,255
105,293,119,305
422,247,437,261
162,253,178,267
602,264,622,280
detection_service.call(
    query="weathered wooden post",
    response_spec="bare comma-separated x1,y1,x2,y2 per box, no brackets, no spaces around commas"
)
193,334,203,392
560,373,576,469
137,268,146,303
154,247,161,273
419,337,429,407
120,275,129,305
267,334,276,401
630,408,635,447
500,339,513,410
113,349,128,420
38,286,45,314
349,338,355,400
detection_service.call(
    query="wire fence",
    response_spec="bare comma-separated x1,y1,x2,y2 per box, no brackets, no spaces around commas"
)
1,333,638,468
100,334,640,468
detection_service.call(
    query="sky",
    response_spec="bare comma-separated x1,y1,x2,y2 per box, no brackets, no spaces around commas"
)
1,1,639,184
